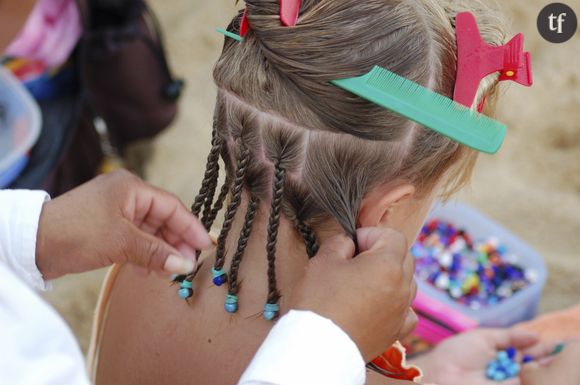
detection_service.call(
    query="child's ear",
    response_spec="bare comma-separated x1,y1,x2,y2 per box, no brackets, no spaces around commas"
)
358,183,415,227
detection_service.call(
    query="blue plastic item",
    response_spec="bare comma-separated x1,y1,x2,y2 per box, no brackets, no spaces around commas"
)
0,155,28,188
418,201,547,327
0,67,41,174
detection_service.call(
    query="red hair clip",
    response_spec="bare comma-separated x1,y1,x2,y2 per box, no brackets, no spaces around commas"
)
453,12,533,111
239,0,301,37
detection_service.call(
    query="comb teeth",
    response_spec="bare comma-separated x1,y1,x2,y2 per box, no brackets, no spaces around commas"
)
332,66,507,154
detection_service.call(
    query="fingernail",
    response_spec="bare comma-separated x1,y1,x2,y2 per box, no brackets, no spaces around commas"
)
164,255,195,274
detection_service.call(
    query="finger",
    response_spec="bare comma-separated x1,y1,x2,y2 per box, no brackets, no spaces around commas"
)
124,224,195,274
356,227,386,252
358,228,408,263
520,361,542,383
479,329,539,350
136,187,212,250
315,234,355,262
398,308,419,339
522,341,562,361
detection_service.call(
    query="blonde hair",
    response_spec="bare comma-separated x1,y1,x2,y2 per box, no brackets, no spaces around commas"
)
190,0,508,307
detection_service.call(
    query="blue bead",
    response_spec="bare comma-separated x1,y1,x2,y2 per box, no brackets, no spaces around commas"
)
522,355,534,364
178,288,192,299
263,310,277,321
506,363,520,377
212,274,227,286
225,302,238,313
492,371,506,382
506,346,517,359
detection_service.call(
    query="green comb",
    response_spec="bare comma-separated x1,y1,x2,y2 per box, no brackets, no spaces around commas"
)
216,28,244,42
331,66,506,154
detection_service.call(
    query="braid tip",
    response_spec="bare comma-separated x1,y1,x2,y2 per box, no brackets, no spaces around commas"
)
211,267,228,286
263,303,280,321
178,280,194,299
225,294,239,313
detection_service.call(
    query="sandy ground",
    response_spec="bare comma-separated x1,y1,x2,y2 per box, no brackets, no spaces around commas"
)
44,0,580,353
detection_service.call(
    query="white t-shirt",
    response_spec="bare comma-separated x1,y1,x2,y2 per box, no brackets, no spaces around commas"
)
0,189,366,385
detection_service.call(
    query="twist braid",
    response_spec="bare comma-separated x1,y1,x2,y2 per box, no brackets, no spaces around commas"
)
191,124,222,218
202,177,231,231
214,143,251,270
265,161,286,304
296,222,319,258
228,195,259,296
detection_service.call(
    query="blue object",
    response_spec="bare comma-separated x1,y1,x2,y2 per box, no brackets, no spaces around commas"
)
522,355,534,364
211,267,227,286
213,275,227,286
0,155,28,188
263,303,280,321
178,288,192,299
225,294,239,314
506,346,517,359
180,280,193,289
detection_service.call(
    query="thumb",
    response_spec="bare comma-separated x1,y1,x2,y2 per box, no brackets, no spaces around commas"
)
520,361,541,384
314,234,355,262
124,225,196,274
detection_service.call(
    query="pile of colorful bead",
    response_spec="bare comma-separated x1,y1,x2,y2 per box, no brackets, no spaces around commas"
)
486,348,520,382
412,220,536,309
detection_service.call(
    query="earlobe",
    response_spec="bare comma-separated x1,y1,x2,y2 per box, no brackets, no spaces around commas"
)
358,183,415,227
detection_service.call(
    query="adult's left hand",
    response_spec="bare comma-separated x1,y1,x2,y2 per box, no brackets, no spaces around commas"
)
36,169,212,280
410,329,555,385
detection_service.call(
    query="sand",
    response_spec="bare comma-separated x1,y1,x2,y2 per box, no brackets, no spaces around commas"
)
44,0,580,353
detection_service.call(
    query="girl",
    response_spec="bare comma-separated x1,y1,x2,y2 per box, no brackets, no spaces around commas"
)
91,0,510,383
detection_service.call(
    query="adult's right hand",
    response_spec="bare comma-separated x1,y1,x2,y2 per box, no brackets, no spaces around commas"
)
288,227,417,362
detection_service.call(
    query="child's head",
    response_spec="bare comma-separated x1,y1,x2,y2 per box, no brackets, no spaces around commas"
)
193,0,508,306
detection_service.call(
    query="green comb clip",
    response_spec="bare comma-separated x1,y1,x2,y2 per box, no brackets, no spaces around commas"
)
331,66,506,154
216,28,244,42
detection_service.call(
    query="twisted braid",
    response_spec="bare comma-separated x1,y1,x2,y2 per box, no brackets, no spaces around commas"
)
202,176,231,231
227,195,259,296
214,143,251,270
296,222,319,258
191,123,222,218
265,161,286,304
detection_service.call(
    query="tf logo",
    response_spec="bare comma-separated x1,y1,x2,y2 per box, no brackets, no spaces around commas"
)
537,3,578,43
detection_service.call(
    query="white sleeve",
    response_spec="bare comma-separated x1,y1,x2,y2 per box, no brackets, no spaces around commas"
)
238,310,366,385
0,189,51,290
0,262,91,385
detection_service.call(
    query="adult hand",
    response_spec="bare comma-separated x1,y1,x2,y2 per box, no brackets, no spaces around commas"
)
36,170,212,280
520,341,580,385
288,227,418,362
411,329,548,385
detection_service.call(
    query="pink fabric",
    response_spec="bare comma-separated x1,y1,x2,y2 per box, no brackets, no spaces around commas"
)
5,0,81,68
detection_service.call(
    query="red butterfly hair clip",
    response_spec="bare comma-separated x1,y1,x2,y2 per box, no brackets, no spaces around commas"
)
239,0,302,37
453,12,533,112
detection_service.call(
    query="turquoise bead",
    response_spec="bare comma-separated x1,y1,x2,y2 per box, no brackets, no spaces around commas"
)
178,288,192,299
263,303,280,320
180,280,193,289
225,302,238,313
263,310,277,320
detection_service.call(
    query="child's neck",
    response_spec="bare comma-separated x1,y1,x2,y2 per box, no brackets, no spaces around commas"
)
216,196,311,312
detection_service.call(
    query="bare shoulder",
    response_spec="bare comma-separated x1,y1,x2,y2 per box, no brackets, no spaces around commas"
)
95,262,273,385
